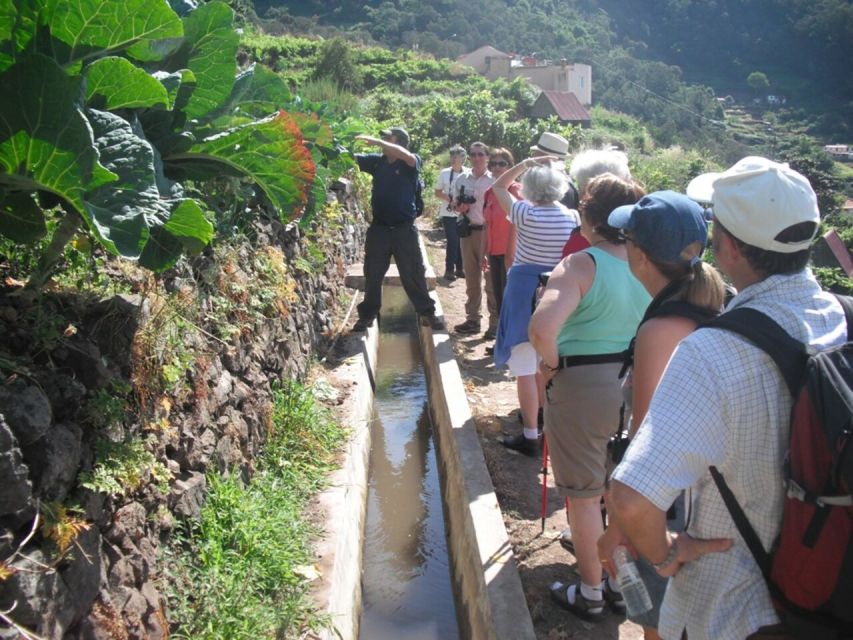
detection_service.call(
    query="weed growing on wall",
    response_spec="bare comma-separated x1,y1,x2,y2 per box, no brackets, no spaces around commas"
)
80,437,172,498
164,380,347,638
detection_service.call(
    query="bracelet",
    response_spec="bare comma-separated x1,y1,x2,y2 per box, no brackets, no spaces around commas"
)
652,539,679,570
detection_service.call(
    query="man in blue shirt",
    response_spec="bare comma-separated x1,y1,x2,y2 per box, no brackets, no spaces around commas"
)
352,127,443,331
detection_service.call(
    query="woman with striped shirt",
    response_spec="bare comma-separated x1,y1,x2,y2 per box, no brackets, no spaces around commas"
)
492,157,579,456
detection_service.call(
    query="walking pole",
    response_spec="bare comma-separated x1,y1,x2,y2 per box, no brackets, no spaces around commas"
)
540,434,549,534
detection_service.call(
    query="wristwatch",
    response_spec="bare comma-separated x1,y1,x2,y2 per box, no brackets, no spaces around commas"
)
652,539,679,570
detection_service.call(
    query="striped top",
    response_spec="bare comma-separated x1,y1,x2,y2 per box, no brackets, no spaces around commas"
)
509,200,579,266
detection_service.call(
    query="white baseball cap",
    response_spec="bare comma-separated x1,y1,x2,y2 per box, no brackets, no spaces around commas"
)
686,156,819,253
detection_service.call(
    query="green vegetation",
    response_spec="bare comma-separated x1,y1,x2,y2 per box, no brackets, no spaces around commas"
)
164,381,347,639
0,0,367,289
80,436,172,497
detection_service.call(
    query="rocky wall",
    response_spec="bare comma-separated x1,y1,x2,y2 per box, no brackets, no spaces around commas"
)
0,180,365,639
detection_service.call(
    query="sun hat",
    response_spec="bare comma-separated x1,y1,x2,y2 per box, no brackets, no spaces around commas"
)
686,156,819,253
380,126,410,149
530,132,569,159
608,191,708,266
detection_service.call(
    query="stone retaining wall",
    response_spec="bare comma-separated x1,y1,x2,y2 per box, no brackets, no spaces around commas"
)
0,182,366,639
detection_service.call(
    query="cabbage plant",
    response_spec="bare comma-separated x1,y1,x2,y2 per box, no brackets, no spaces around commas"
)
0,0,317,287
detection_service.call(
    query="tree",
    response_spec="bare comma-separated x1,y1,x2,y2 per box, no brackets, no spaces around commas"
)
747,71,770,94
312,38,363,91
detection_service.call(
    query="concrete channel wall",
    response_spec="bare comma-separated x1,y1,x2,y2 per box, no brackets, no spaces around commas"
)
314,239,535,640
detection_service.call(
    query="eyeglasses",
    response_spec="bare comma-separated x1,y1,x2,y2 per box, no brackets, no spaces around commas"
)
469,151,487,157
488,160,509,168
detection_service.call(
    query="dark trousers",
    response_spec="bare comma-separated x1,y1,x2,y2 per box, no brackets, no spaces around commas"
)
441,215,464,274
357,223,435,321
488,254,508,311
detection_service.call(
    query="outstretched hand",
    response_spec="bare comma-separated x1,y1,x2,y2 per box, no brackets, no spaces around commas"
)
354,134,382,147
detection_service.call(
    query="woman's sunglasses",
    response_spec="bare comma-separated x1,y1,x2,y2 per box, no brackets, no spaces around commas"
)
488,160,509,168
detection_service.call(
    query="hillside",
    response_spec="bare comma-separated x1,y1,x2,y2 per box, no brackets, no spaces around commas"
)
253,0,853,142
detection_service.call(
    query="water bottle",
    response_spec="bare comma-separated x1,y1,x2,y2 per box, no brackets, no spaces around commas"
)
612,545,653,617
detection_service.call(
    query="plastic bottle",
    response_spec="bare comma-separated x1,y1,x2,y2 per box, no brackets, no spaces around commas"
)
612,545,653,617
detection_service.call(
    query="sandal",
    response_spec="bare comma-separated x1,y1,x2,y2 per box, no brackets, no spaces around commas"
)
549,581,606,622
603,577,626,614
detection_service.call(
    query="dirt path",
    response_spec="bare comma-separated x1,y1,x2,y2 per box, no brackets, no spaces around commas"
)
418,220,644,640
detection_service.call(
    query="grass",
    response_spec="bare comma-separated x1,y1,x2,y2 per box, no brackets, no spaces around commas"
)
164,380,347,639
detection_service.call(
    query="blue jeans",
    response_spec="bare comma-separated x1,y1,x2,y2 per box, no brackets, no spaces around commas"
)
441,216,464,275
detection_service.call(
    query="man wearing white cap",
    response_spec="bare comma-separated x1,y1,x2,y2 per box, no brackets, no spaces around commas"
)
608,157,847,639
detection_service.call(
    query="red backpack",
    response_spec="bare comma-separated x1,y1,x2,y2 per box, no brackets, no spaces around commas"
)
706,295,853,639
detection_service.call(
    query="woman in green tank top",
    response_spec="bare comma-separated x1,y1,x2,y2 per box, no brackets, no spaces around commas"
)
529,174,650,622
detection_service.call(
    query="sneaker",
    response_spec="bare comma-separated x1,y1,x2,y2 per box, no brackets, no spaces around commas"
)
549,581,606,622
500,433,541,457
483,326,497,340
558,527,574,554
443,271,456,282
602,578,626,615
453,320,480,335
352,317,373,332
419,313,444,330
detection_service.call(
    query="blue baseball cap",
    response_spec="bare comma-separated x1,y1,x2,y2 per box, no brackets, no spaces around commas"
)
608,191,708,266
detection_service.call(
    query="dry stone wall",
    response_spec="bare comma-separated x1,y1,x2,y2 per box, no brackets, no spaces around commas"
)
0,181,365,639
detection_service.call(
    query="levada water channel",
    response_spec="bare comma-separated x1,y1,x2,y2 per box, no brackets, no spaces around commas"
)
358,286,461,640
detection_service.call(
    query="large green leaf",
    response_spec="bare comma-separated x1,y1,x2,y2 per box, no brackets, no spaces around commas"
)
0,190,46,243
0,55,116,223
84,108,159,257
0,0,36,73
166,111,315,221
84,57,168,110
138,198,213,272
45,0,182,66
167,1,238,121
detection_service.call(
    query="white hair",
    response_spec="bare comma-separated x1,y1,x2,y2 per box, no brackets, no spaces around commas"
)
569,148,631,193
522,165,568,203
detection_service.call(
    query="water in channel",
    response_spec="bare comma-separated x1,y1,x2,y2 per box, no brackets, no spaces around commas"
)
358,287,460,640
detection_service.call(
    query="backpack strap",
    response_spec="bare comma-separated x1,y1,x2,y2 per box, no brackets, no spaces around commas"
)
703,308,809,396
708,466,773,577
833,293,853,341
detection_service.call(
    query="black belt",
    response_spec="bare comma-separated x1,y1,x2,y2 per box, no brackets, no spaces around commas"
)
468,224,484,231
372,221,414,229
559,352,625,369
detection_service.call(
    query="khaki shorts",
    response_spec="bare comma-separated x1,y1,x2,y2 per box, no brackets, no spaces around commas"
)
545,361,623,498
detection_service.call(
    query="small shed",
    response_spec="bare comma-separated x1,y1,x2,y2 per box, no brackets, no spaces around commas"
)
530,91,591,127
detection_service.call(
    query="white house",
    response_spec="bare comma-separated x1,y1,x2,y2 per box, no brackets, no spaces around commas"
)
457,46,592,107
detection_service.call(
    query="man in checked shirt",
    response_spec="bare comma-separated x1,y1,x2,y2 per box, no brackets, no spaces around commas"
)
606,157,847,640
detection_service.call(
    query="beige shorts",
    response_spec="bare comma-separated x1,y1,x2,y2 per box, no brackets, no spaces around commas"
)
544,361,624,498
507,342,540,377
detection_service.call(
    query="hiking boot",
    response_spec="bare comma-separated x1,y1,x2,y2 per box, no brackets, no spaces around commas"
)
443,271,456,282
483,326,497,340
352,317,373,332
419,313,444,330
602,578,626,615
550,581,606,622
500,433,541,457
453,320,480,335
455,269,465,279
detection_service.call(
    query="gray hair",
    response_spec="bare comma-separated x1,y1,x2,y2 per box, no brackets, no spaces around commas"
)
569,148,631,193
449,144,466,157
522,165,569,203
